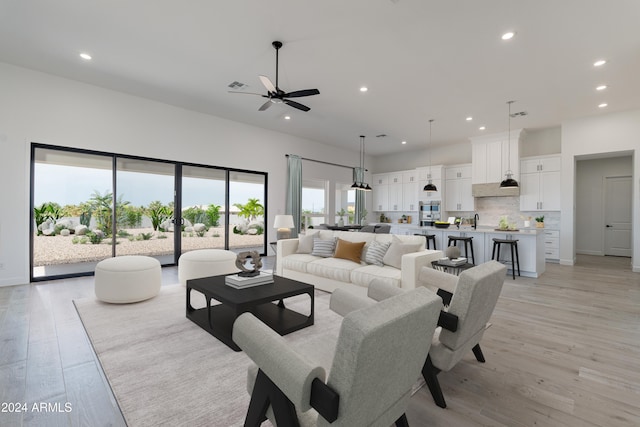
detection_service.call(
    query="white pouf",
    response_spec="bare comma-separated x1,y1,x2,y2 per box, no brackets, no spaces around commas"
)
178,249,238,286
95,256,161,303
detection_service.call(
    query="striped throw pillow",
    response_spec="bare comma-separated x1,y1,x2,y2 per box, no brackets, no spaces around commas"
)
364,240,391,266
311,238,336,258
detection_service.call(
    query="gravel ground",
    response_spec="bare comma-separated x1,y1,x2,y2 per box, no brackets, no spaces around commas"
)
33,227,265,266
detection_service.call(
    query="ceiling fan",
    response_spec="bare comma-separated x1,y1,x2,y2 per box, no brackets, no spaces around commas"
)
230,41,320,112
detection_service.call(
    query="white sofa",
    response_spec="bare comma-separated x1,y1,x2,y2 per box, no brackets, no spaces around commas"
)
276,229,443,294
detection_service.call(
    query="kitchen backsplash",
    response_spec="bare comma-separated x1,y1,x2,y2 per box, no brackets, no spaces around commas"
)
473,196,560,229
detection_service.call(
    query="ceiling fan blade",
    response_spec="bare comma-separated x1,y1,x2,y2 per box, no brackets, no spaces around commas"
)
228,91,268,97
259,75,276,93
284,99,311,112
283,89,320,98
258,100,273,111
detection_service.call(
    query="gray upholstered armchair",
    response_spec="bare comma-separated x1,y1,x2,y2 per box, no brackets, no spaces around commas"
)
232,287,442,426
333,261,507,409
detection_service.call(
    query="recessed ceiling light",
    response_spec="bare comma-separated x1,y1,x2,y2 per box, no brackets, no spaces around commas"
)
79,53,92,60
284,115,291,120
401,141,407,145
360,86,368,92
501,32,515,40
466,117,473,121
598,103,608,108
479,126,486,130
593,59,606,67
596,85,607,91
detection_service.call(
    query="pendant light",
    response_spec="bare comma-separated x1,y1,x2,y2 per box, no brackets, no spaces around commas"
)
500,100,519,189
352,135,371,191
423,119,438,192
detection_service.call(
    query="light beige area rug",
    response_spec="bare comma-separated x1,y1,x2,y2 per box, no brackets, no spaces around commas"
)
74,284,342,427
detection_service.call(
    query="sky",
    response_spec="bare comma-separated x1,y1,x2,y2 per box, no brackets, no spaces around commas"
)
34,164,264,208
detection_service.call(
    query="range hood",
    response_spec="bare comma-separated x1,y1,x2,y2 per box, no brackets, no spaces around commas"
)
472,183,519,197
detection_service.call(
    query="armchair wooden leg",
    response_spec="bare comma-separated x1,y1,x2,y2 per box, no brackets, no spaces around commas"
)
422,355,446,408
395,413,409,427
472,344,486,363
244,369,300,427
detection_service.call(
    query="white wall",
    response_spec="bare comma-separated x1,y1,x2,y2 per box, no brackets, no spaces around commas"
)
575,156,633,255
0,62,364,286
521,127,561,157
561,109,640,272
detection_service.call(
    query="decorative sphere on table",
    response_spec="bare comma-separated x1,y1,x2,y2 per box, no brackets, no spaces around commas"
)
446,246,461,260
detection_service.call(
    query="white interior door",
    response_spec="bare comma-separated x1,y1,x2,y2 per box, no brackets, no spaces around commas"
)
604,176,632,257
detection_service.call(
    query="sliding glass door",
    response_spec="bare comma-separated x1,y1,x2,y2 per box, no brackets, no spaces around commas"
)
180,165,227,254
31,144,267,281
228,171,267,254
115,158,176,264
32,148,114,278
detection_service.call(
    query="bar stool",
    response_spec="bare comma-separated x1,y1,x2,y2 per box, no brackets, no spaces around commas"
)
491,238,520,280
447,236,475,265
414,234,437,250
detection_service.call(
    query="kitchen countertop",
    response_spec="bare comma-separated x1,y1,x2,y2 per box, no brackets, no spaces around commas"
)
374,223,543,235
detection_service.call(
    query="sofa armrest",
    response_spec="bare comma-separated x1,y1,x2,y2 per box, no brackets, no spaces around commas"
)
276,238,299,275
233,313,326,412
329,288,376,317
400,249,444,290
418,266,459,294
367,279,405,301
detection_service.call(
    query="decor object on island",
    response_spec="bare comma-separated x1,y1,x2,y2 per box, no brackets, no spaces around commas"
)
235,250,263,277
351,135,372,191
434,221,450,229
424,119,438,192
229,41,319,112
225,271,274,288
500,100,519,189
535,215,545,228
274,214,295,240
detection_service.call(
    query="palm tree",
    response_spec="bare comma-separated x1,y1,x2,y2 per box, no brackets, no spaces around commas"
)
233,198,264,222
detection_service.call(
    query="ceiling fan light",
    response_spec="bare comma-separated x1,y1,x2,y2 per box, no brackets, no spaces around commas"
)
363,183,372,191
351,181,361,189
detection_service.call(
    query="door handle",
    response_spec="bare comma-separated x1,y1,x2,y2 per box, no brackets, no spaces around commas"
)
606,224,612,228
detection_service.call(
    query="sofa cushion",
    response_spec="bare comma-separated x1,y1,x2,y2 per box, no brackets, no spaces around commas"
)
363,240,391,266
281,254,321,274
350,264,402,288
307,258,361,283
334,239,366,264
311,238,336,258
382,235,422,269
296,234,315,254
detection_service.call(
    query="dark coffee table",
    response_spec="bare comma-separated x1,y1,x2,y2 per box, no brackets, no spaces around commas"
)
186,274,314,351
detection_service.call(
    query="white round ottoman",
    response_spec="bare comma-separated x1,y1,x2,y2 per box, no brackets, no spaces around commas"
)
178,249,238,286
94,256,161,303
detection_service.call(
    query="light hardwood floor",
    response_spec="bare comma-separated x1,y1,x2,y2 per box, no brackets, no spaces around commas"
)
1,255,638,426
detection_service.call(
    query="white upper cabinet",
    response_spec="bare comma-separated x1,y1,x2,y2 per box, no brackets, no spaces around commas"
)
470,129,523,184
519,155,561,211
372,174,388,186
445,164,473,212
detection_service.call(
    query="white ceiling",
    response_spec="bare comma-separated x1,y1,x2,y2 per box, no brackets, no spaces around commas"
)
1,0,639,156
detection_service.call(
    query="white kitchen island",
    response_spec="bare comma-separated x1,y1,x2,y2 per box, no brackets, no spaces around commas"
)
381,223,546,278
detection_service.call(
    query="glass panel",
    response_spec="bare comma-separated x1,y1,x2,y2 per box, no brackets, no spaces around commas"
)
115,158,175,263
334,183,355,225
32,148,113,278
302,180,326,230
228,171,266,254
181,165,227,254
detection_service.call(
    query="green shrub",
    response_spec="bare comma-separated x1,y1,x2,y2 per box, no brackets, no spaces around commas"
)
86,231,103,245
72,236,80,244
206,204,221,227
157,233,167,239
137,232,153,240
117,229,131,238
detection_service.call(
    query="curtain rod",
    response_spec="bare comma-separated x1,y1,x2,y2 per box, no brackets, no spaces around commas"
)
285,154,367,171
